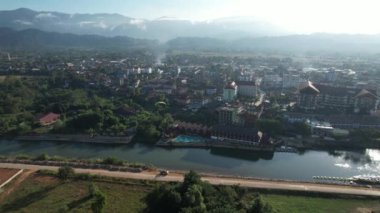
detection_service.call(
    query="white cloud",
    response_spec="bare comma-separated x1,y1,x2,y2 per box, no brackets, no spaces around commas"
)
35,13,58,19
79,21,95,26
13,20,34,26
79,21,108,29
98,21,108,29
129,19,146,30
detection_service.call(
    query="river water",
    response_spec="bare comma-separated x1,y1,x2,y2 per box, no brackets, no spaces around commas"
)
0,140,379,181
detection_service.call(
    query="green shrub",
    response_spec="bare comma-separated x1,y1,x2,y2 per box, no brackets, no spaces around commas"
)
57,166,75,180
102,157,123,166
34,153,49,161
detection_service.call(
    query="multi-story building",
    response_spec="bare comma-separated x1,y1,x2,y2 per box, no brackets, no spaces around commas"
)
298,81,379,113
217,105,244,126
282,74,305,89
325,69,338,82
297,82,320,111
223,81,238,101
236,81,258,98
262,74,282,89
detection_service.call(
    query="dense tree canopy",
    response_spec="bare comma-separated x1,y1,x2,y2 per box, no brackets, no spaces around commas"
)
255,119,284,137
0,72,173,141
145,171,272,213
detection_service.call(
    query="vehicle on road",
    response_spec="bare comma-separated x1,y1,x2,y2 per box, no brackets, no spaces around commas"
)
159,170,169,176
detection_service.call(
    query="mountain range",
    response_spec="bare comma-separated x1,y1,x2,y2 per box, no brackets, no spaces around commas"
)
1,8,380,54
0,8,287,41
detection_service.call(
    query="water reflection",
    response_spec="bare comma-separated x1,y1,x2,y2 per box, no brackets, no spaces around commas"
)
331,149,380,177
210,148,274,161
354,149,380,176
328,149,371,164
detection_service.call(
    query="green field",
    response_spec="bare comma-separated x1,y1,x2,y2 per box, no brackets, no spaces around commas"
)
263,194,380,213
0,173,151,213
1,173,379,213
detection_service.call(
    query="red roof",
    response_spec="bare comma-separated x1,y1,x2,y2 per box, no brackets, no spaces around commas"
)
39,113,60,124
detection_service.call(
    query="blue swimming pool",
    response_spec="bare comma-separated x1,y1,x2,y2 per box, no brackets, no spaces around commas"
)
173,135,207,143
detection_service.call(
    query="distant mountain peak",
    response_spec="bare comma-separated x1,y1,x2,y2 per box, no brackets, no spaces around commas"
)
13,8,34,12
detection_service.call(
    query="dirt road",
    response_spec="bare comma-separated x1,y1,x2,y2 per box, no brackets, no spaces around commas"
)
1,163,380,197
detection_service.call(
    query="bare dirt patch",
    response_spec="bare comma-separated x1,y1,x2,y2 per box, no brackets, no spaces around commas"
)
0,168,21,186
0,170,32,202
33,174,59,185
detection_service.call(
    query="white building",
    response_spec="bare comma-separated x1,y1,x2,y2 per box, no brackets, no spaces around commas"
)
223,81,238,102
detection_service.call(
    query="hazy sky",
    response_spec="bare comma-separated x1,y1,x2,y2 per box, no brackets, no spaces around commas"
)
2,0,380,34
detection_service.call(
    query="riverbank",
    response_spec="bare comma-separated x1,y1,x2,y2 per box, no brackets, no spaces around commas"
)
282,136,380,150
15,134,135,144
156,139,275,152
1,162,380,197
8,132,380,151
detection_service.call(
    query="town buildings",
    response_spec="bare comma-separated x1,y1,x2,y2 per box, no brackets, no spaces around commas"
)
217,105,245,126
282,74,305,89
298,81,379,113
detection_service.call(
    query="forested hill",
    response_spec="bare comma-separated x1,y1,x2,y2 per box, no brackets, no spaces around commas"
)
0,27,158,50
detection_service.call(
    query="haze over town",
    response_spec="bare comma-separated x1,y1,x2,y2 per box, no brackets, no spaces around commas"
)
2,0,380,34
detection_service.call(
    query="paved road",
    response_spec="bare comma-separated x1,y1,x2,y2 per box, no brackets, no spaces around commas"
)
1,163,380,197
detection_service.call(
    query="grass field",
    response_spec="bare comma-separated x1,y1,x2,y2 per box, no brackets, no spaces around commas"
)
0,173,151,213
262,194,380,213
0,172,379,213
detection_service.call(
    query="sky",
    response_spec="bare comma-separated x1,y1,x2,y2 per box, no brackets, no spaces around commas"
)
1,0,380,34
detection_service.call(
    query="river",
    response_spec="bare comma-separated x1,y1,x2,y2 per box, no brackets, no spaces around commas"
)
0,140,379,181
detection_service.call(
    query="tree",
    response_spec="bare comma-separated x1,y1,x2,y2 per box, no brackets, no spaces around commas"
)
102,157,123,166
91,190,106,213
255,119,283,136
293,122,311,136
145,184,182,213
57,166,74,180
88,183,106,213
249,196,273,213
144,170,273,213
89,182,100,197
137,124,161,144
183,184,206,212
159,113,174,130
34,153,49,161
182,170,202,192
